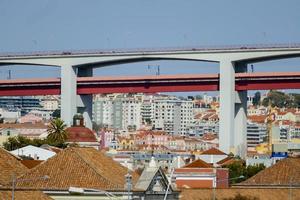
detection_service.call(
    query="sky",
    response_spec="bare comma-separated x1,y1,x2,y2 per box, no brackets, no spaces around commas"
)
0,0,300,95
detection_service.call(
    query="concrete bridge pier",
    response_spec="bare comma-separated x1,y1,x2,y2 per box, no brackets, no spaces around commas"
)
60,65,77,127
234,63,248,158
219,60,247,157
60,65,93,129
77,67,93,129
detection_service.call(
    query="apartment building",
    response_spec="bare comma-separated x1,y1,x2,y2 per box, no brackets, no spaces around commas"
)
151,98,193,136
247,123,267,148
93,94,142,131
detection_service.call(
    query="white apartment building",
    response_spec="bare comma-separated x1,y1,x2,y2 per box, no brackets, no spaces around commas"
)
93,94,142,131
247,123,267,148
122,97,142,130
40,96,60,111
151,98,193,136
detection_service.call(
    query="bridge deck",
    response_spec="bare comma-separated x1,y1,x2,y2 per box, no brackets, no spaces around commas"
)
0,72,299,95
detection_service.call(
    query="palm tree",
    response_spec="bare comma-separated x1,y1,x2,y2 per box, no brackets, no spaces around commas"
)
47,118,67,144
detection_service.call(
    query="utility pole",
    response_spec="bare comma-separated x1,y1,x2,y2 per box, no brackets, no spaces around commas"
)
125,172,132,200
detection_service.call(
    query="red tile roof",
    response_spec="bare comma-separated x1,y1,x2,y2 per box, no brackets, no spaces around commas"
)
201,133,217,141
0,148,28,186
238,158,300,186
180,188,300,200
15,147,139,191
0,123,47,129
0,190,53,200
217,157,241,166
66,126,97,142
21,160,43,169
248,115,267,124
201,147,226,155
182,159,212,168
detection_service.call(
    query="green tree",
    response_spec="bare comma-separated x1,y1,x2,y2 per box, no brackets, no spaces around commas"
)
225,162,265,184
52,109,61,118
226,161,246,184
245,164,265,178
252,91,261,106
47,118,67,144
262,90,294,108
290,93,300,108
195,95,203,100
3,135,33,151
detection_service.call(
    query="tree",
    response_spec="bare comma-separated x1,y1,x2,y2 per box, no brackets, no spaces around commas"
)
3,135,30,151
47,118,67,144
225,161,265,184
252,91,261,106
262,90,294,108
52,109,61,118
290,93,300,108
245,164,265,178
195,95,203,100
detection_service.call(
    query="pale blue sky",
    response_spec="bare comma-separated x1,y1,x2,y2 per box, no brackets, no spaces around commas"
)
0,0,300,88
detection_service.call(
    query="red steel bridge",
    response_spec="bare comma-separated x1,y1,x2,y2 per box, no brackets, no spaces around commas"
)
0,71,299,96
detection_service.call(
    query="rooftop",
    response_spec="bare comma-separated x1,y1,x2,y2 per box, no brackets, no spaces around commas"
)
201,147,226,155
182,159,212,168
16,147,139,191
237,157,300,186
179,188,300,200
0,148,28,186
0,190,53,200
66,126,97,143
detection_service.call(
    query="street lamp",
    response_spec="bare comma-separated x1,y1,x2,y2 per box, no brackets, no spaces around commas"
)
11,174,49,200
212,175,244,200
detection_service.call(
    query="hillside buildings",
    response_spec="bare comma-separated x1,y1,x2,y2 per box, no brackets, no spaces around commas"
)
93,94,193,135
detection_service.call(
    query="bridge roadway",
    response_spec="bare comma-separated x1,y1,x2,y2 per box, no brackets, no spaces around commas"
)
0,72,299,96
2,44,300,156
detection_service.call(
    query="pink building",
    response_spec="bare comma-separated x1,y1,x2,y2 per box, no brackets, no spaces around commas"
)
135,130,170,147
99,130,114,149
18,114,43,124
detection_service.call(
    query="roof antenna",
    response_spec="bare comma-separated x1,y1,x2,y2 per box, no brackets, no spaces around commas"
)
8,70,11,80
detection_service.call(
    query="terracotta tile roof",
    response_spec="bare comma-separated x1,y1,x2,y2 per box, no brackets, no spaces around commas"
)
277,111,288,116
194,113,202,119
0,148,28,186
179,188,300,200
201,147,226,155
182,159,212,168
16,147,139,191
217,157,234,165
21,160,44,169
238,158,300,186
201,133,217,141
0,190,53,200
248,115,267,124
0,123,47,129
66,127,97,142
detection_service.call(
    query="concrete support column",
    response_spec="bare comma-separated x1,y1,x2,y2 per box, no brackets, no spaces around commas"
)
60,65,77,127
219,60,235,154
234,64,248,158
77,67,93,129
